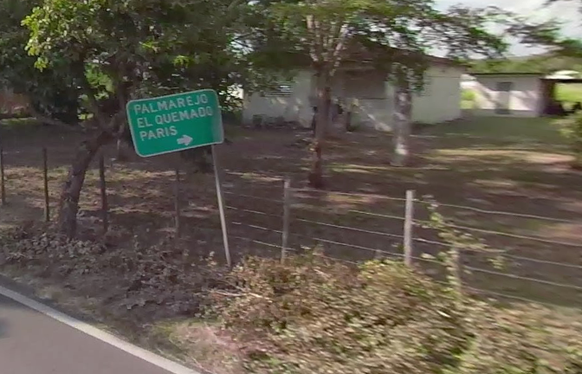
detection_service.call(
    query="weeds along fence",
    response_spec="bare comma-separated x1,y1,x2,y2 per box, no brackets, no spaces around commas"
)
1,147,582,308
222,182,582,307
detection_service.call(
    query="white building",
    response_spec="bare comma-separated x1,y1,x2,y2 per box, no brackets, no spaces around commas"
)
546,70,581,80
461,74,477,90
242,56,465,131
469,72,582,117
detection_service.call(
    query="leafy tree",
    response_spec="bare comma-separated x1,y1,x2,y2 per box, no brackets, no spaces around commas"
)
0,0,81,125
469,1,582,73
507,22,582,60
555,111,582,169
470,54,582,74
251,0,506,187
23,0,249,237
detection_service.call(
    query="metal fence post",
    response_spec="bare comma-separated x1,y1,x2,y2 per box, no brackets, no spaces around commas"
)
212,145,232,268
42,147,50,222
0,146,5,205
404,190,414,266
281,178,291,263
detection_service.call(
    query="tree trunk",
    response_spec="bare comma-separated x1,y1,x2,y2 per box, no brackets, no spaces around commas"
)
391,83,412,167
327,99,348,138
115,138,130,161
115,122,130,162
58,131,112,238
308,72,331,189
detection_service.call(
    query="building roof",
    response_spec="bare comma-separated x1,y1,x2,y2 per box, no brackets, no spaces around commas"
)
469,72,582,83
548,70,581,79
470,72,544,77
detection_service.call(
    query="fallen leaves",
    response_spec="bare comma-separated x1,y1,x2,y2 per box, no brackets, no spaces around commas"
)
0,223,226,323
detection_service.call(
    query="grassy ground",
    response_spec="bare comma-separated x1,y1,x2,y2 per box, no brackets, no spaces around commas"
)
461,88,475,109
1,115,581,372
556,83,582,103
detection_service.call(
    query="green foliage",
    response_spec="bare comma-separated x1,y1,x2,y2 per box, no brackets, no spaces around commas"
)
22,0,258,130
556,84,582,103
461,89,476,102
461,89,476,109
471,54,582,74
252,0,508,91
210,252,578,374
0,0,82,124
555,112,582,167
565,347,582,374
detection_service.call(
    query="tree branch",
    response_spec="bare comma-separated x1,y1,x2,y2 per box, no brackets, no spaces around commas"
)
306,14,325,63
79,74,110,132
328,22,349,73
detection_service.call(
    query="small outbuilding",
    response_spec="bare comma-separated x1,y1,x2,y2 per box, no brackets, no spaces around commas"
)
470,72,582,117
242,52,465,131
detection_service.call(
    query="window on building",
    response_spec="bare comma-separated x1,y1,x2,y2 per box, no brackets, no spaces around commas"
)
494,81,513,115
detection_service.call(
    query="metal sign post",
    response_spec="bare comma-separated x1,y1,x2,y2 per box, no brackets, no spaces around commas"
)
211,145,231,267
126,89,231,265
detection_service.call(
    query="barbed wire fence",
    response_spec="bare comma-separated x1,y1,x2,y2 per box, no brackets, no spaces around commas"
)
1,146,581,308
220,178,582,309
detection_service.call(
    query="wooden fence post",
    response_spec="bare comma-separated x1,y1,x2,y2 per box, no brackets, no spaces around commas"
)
99,153,109,234
404,190,415,266
42,147,50,222
281,178,291,263
174,163,181,238
0,146,5,205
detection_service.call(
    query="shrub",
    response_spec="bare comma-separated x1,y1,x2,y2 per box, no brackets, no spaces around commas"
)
210,253,572,374
555,112,582,169
461,89,476,102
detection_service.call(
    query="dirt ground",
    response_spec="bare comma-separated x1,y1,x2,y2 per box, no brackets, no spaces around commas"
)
1,117,581,371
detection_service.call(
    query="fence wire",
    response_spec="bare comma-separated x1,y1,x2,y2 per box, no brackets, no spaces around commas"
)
0,146,580,310
223,185,582,309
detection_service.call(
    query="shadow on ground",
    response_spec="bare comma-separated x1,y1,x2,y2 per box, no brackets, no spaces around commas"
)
0,117,581,350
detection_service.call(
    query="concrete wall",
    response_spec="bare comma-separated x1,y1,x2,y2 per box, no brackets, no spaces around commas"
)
411,65,463,124
242,70,314,127
242,63,464,131
472,75,542,117
344,65,463,131
342,70,392,131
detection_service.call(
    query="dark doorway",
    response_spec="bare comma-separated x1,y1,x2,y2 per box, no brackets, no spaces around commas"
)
540,78,582,116
495,81,513,115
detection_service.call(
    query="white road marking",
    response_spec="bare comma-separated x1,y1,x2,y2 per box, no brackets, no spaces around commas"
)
0,285,200,374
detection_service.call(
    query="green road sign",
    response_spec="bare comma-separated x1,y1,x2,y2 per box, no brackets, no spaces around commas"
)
126,89,223,158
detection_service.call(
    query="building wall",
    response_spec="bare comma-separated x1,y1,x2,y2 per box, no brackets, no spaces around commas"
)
242,63,464,130
338,65,463,131
242,70,313,127
472,75,542,117
342,70,392,131
411,65,463,125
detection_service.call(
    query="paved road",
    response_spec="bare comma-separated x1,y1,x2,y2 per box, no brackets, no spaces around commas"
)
0,292,175,374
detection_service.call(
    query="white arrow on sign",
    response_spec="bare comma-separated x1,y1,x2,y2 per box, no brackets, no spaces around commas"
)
177,135,193,146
